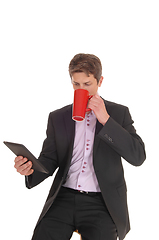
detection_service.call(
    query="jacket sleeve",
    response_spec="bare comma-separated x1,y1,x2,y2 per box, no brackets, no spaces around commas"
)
98,107,146,166
26,113,58,189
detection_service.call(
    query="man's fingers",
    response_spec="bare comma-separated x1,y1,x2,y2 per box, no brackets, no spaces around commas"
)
26,169,34,176
16,161,31,173
14,156,34,175
88,95,103,108
14,157,28,169
14,156,23,163
20,163,34,176
88,94,110,125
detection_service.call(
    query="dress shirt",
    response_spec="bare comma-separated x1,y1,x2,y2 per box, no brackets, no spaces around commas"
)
63,111,101,192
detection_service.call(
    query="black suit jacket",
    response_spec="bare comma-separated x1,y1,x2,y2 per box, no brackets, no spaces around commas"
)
26,99,146,240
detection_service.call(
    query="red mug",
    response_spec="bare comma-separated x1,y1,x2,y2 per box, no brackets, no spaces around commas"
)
72,89,92,122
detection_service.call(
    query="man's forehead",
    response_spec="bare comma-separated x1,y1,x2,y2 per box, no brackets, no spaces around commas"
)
72,72,95,81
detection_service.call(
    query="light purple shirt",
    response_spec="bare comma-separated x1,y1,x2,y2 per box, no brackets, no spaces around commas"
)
63,111,101,192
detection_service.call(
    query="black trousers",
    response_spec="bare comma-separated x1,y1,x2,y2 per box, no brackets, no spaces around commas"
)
32,187,118,240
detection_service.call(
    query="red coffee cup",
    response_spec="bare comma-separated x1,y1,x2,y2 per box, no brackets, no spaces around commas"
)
72,89,93,122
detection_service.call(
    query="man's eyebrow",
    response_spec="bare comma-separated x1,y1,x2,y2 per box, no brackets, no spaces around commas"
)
72,81,91,84
84,81,91,84
72,81,79,84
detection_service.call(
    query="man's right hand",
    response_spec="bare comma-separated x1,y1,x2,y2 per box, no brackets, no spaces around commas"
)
14,156,34,176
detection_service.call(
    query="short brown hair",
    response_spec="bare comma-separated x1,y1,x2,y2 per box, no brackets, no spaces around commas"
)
69,53,102,83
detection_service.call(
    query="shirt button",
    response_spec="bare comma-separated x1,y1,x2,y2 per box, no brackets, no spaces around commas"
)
86,148,89,150
78,185,81,187
84,162,87,164
87,124,90,126
82,170,85,173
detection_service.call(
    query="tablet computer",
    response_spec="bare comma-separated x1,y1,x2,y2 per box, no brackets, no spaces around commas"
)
3,141,49,174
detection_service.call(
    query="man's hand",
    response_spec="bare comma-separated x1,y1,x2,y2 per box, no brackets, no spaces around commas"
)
14,156,34,176
88,94,110,125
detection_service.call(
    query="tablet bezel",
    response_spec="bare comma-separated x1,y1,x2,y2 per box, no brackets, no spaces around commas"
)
4,141,49,174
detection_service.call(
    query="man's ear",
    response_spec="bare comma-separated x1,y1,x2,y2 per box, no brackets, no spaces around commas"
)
98,76,104,87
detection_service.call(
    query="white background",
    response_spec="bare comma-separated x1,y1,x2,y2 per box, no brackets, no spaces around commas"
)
0,1,159,239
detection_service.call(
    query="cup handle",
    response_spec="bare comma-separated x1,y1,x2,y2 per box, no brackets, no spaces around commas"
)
86,95,93,112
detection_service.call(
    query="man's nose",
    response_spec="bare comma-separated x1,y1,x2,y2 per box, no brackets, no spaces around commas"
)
78,85,86,90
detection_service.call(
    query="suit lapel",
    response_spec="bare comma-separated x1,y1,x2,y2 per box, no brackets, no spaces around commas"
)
93,99,109,157
95,120,103,135
63,105,75,150
95,98,108,135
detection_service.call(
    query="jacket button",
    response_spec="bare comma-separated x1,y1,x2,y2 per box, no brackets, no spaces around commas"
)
104,134,113,143
109,137,113,142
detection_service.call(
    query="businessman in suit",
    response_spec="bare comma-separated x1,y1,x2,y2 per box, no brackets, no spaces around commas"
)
14,53,146,240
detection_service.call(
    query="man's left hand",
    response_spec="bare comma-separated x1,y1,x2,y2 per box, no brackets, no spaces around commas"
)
88,95,110,125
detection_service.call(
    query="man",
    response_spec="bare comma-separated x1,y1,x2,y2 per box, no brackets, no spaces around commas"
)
14,53,146,240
